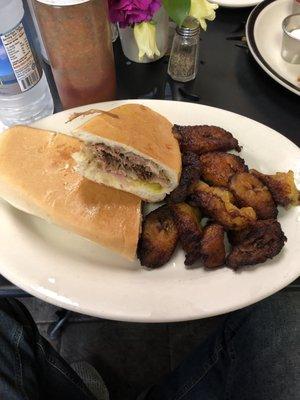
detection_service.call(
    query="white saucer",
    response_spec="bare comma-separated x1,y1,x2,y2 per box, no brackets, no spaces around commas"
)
246,0,300,95
214,0,262,8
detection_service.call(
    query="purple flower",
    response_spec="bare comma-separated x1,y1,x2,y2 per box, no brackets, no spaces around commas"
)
109,0,162,28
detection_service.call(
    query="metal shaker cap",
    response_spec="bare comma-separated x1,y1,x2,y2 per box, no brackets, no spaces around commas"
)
176,16,200,37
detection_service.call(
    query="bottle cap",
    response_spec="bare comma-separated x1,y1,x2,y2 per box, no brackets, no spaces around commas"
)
0,0,24,34
176,16,200,37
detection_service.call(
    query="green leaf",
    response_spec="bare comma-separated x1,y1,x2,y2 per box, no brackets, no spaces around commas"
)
163,0,191,26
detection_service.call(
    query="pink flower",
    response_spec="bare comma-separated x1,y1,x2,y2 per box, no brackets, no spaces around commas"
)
109,0,162,28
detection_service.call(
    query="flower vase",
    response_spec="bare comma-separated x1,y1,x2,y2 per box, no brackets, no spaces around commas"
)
118,7,169,63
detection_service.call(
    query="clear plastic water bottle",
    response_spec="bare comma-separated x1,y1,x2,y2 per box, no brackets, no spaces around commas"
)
0,0,53,127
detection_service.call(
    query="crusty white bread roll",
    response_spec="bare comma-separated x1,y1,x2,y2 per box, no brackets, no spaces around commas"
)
71,104,182,202
0,126,141,260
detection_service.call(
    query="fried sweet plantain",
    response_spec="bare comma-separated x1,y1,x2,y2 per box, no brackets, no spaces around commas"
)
200,223,226,268
229,172,278,220
190,181,256,230
199,152,248,187
182,151,202,168
169,166,200,204
227,228,249,246
171,202,203,266
138,205,179,269
251,169,300,207
168,152,202,204
226,220,287,269
173,125,241,155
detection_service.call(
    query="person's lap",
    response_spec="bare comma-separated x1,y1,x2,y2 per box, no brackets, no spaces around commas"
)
0,298,95,400
0,291,298,400
143,291,299,400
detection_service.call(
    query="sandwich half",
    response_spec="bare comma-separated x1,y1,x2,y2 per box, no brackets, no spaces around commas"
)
71,104,182,202
0,126,141,260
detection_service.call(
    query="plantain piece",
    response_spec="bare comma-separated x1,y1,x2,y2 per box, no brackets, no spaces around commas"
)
227,229,249,246
200,223,226,268
182,151,202,168
169,166,201,204
170,202,203,266
229,172,278,220
190,181,256,231
138,205,179,269
226,220,287,270
199,152,248,187
169,152,202,204
208,186,236,203
250,169,300,208
173,125,241,155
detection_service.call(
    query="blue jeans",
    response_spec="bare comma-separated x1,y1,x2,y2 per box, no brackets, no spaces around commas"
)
0,292,298,400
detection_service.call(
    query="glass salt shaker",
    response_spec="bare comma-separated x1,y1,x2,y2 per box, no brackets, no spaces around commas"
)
168,16,200,82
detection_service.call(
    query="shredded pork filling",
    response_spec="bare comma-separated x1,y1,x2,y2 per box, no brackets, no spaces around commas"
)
90,143,170,186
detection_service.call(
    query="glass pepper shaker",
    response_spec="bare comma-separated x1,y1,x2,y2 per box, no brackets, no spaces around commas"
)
168,16,200,82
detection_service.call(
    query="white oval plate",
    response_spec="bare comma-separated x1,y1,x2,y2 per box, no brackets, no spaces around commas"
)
0,99,299,322
214,0,261,8
246,0,300,96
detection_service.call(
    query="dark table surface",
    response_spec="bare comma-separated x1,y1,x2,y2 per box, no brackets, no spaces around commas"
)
116,7,299,146
0,5,299,297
